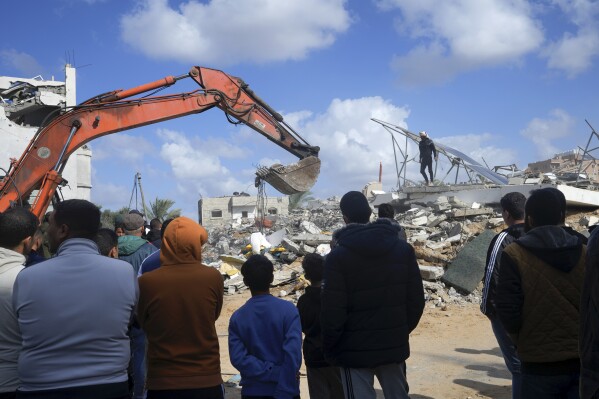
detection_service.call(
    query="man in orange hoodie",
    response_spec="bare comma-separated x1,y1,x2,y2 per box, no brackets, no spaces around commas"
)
137,217,224,399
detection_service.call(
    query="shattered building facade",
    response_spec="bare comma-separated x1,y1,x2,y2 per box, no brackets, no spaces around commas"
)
527,149,599,183
198,193,289,227
0,65,92,201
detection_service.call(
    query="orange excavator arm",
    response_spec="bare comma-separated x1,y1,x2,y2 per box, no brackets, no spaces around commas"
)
0,66,320,219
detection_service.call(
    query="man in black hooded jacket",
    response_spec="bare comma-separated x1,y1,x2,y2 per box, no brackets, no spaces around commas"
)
322,191,424,399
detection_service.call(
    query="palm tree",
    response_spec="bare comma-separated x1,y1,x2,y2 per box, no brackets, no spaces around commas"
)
147,197,181,221
288,191,315,211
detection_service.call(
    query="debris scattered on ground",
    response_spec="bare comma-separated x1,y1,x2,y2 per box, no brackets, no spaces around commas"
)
200,195,597,306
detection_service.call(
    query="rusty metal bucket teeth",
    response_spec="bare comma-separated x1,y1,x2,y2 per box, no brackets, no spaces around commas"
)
256,156,320,195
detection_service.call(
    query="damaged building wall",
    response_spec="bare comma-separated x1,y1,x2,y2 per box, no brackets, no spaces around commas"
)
0,65,92,201
199,194,289,227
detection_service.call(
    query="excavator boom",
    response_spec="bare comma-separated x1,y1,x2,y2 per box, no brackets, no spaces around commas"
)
0,66,320,218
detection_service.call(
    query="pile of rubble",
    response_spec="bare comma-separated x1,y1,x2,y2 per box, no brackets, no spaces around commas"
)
202,195,596,309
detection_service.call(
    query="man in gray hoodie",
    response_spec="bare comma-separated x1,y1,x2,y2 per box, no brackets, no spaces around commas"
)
0,207,38,398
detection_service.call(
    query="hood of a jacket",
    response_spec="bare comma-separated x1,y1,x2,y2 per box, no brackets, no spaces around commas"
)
160,216,208,266
0,246,26,270
117,235,149,256
516,225,583,272
334,218,402,257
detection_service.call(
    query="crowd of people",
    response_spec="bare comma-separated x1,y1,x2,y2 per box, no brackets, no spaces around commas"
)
0,187,597,399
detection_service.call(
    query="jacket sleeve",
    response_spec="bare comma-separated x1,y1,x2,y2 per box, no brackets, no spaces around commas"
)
431,141,437,157
274,308,302,399
321,250,348,360
406,245,425,332
228,317,281,382
495,250,523,339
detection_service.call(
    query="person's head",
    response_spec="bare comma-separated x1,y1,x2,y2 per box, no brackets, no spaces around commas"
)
542,187,567,224
150,218,162,230
122,213,145,236
524,189,563,232
419,130,428,138
160,217,208,265
46,199,100,253
30,227,45,252
340,191,372,224
94,228,119,258
241,254,274,294
160,218,174,238
302,253,324,285
378,203,395,219
499,192,526,226
114,214,125,237
0,207,39,255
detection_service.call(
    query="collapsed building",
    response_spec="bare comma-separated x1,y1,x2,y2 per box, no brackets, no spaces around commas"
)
0,65,91,201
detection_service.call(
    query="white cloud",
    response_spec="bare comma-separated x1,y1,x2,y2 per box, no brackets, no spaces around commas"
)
91,134,155,163
157,128,253,197
0,49,44,77
520,109,576,159
291,96,412,194
90,181,131,211
120,0,351,65
542,0,599,77
377,0,543,85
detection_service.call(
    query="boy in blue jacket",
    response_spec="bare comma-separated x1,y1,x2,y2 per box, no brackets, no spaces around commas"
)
229,254,302,399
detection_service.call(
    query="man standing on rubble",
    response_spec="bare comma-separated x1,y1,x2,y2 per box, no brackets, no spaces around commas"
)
418,131,438,186
480,192,526,399
496,189,585,398
321,191,424,398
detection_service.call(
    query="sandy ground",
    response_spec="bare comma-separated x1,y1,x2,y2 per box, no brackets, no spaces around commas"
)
216,290,512,399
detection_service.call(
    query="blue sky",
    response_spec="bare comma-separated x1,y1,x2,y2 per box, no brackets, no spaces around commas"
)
1,0,598,217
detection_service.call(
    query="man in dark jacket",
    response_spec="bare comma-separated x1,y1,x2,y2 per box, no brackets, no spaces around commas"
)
418,131,438,185
496,189,585,398
480,192,526,399
581,227,599,399
118,213,157,399
322,191,424,398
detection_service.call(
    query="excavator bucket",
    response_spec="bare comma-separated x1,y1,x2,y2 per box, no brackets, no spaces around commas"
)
256,156,321,195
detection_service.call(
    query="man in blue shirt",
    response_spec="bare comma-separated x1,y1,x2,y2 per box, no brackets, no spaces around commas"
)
228,255,302,399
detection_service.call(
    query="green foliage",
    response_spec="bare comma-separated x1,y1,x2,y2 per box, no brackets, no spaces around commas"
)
147,197,181,221
288,191,315,211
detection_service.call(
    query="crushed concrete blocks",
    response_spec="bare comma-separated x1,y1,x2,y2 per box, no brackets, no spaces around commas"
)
487,217,505,228
411,215,429,226
580,215,599,227
300,221,322,235
447,207,494,218
427,214,447,227
281,237,302,254
419,265,445,281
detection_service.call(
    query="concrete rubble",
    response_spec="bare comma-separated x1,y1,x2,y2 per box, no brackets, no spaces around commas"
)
200,195,597,309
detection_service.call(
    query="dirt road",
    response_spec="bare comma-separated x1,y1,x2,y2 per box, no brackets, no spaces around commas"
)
216,291,512,399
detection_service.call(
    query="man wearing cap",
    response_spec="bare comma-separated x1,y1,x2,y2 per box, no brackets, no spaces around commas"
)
418,131,438,186
321,191,425,399
118,213,157,399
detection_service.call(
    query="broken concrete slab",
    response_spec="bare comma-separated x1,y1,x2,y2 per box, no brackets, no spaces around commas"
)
580,215,599,226
288,233,332,246
300,221,322,234
441,229,496,293
447,208,494,218
427,214,447,227
411,216,428,226
419,265,445,281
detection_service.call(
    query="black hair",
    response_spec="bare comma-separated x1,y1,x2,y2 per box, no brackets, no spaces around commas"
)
150,218,162,229
541,187,566,223
0,207,39,249
241,254,274,291
160,218,174,238
54,199,100,239
378,203,395,219
525,189,562,229
340,191,371,224
500,192,526,220
94,228,118,256
302,253,324,283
